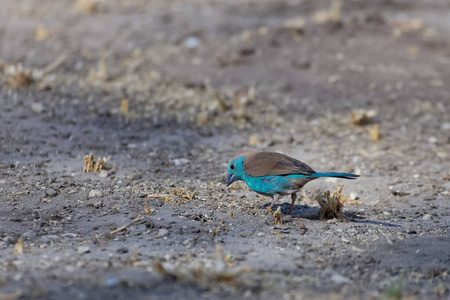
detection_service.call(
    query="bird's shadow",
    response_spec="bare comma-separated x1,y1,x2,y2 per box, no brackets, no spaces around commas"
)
261,203,401,227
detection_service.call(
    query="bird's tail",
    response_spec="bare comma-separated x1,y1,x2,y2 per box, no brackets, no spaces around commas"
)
310,172,359,179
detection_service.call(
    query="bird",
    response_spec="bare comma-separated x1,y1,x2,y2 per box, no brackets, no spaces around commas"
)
226,151,359,215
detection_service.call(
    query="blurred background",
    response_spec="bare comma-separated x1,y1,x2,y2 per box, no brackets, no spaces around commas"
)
0,1,449,299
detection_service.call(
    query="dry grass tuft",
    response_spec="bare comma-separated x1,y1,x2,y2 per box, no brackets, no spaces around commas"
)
267,206,283,225
154,246,253,290
316,185,348,220
13,238,24,255
369,124,380,141
0,63,36,88
35,26,51,41
392,18,425,37
120,99,129,115
146,188,196,206
83,153,110,173
74,0,99,14
350,109,377,126
312,0,342,24
88,54,108,84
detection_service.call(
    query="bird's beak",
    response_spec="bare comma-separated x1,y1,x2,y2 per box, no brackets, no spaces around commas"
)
226,174,235,186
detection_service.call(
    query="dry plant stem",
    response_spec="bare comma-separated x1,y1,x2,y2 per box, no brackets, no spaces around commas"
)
317,185,347,220
144,199,152,214
274,207,283,225
110,215,144,235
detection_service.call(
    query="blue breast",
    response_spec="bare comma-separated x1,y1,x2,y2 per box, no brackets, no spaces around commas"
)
244,174,309,195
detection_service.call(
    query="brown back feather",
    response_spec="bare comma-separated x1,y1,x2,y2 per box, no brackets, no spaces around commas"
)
244,152,316,177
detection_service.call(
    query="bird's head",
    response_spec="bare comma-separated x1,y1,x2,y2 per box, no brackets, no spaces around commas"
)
226,156,246,186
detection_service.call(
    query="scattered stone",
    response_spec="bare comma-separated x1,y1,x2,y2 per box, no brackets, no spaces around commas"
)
21,230,37,239
422,214,432,221
442,123,450,130
172,158,190,166
428,136,438,144
158,228,169,237
45,187,57,197
99,170,108,178
331,272,352,284
104,277,120,287
88,189,103,198
116,247,128,254
257,232,265,237
391,190,410,196
31,102,45,113
40,235,59,243
77,245,91,254
93,200,104,209
327,218,337,224
184,36,200,49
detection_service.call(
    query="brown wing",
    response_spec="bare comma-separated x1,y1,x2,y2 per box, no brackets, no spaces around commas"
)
244,152,316,177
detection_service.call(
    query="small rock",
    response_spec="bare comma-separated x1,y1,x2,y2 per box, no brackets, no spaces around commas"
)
327,219,337,224
158,228,169,237
391,190,410,196
184,36,200,49
77,245,91,254
99,170,108,178
93,200,104,209
104,277,120,287
31,102,45,113
88,189,103,198
331,272,352,284
422,214,432,221
257,232,265,237
40,235,59,243
21,230,36,239
428,136,438,144
441,123,450,130
182,239,191,246
116,247,128,254
45,187,58,197
172,158,190,166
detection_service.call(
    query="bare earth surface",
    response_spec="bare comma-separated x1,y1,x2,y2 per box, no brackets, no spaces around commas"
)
1,0,450,299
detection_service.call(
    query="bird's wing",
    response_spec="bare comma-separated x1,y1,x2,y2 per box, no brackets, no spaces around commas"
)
244,152,316,177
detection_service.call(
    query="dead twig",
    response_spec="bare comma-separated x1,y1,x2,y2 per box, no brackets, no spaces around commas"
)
110,215,144,235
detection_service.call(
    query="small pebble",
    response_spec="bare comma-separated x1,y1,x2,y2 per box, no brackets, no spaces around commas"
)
77,245,91,254
99,170,108,178
88,189,103,198
104,277,120,287
257,232,265,237
330,272,352,284
45,188,57,197
428,136,438,144
21,230,37,239
422,214,432,221
31,102,45,113
184,36,200,49
173,158,190,166
158,228,169,237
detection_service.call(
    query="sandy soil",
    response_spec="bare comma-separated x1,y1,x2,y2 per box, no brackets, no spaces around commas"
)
0,0,449,299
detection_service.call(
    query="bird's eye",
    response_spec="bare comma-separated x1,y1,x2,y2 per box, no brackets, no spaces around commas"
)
230,164,235,170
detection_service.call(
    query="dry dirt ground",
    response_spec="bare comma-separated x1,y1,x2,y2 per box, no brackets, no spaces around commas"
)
1,0,450,299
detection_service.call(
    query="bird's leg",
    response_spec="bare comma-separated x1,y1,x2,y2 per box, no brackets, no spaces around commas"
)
266,194,281,213
288,193,297,215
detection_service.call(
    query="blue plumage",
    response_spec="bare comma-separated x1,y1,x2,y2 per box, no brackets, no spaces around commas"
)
226,152,359,215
